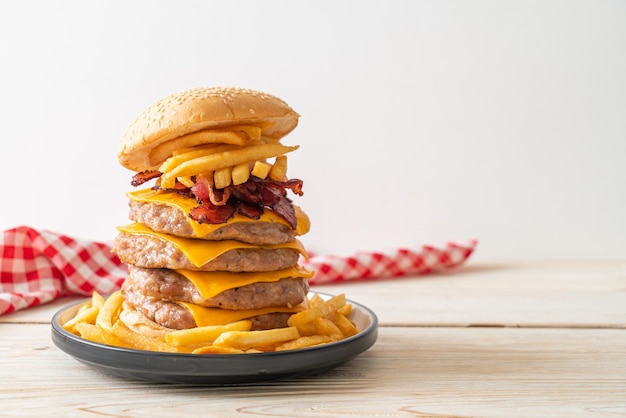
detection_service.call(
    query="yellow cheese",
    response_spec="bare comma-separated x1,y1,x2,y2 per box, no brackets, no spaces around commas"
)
117,223,307,268
127,188,310,236
179,302,305,327
178,266,315,299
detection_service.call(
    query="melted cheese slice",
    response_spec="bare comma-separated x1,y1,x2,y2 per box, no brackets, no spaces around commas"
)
179,302,306,327
178,266,314,300
127,188,310,236
117,223,307,268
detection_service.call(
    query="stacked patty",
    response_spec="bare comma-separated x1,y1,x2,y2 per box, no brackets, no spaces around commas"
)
112,87,313,332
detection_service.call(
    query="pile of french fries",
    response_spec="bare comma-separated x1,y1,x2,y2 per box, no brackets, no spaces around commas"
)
62,291,359,354
153,126,299,189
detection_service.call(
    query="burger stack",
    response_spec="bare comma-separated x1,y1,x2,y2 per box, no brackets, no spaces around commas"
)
112,87,313,334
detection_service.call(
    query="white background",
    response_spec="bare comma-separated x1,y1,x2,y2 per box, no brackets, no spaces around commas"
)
0,1,624,262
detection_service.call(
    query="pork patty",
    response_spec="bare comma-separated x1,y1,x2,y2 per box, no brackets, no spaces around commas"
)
124,265,309,310
128,200,297,245
121,286,295,330
113,232,300,272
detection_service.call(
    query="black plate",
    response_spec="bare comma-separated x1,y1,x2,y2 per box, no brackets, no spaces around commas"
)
51,293,378,385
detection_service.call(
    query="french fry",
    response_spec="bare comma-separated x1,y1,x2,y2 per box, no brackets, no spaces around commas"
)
75,302,90,316
165,320,252,347
159,143,243,175
64,291,360,355
91,291,105,309
275,335,335,351
111,321,182,353
150,129,253,166
308,293,325,307
251,161,272,179
74,322,110,345
95,291,124,333
63,305,99,334
236,126,262,140
172,143,243,158
314,317,343,339
80,323,135,349
213,327,300,351
163,143,298,184
176,175,195,188
192,345,246,355
287,294,347,329
337,303,352,317
213,166,232,189
100,332,135,349
269,155,288,181
291,321,318,337
332,312,359,338
231,162,251,185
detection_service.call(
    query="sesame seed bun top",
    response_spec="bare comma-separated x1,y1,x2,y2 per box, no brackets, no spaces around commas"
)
118,86,300,172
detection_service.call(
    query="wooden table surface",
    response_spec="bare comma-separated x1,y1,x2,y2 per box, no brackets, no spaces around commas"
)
1,261,625,417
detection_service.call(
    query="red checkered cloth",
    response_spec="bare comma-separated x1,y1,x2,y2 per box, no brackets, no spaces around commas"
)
0,226,477,315
0,226,126,315
304,239,478,285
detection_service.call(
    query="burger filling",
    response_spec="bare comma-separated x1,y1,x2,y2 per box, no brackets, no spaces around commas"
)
127,199,296,244
121,287,295,330
131,172,303,229
124,265,309,310
113,232,302,272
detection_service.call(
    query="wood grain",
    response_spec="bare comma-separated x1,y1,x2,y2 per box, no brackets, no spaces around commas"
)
1,324,624,417
1,261,625,416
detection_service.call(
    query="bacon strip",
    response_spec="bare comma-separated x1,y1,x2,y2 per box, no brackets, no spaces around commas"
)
237,201,263,220
131,170,162,187
192,175,230,206
189,202,236,224
132,171,303,228
266,178,304,197
230,178,300,229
